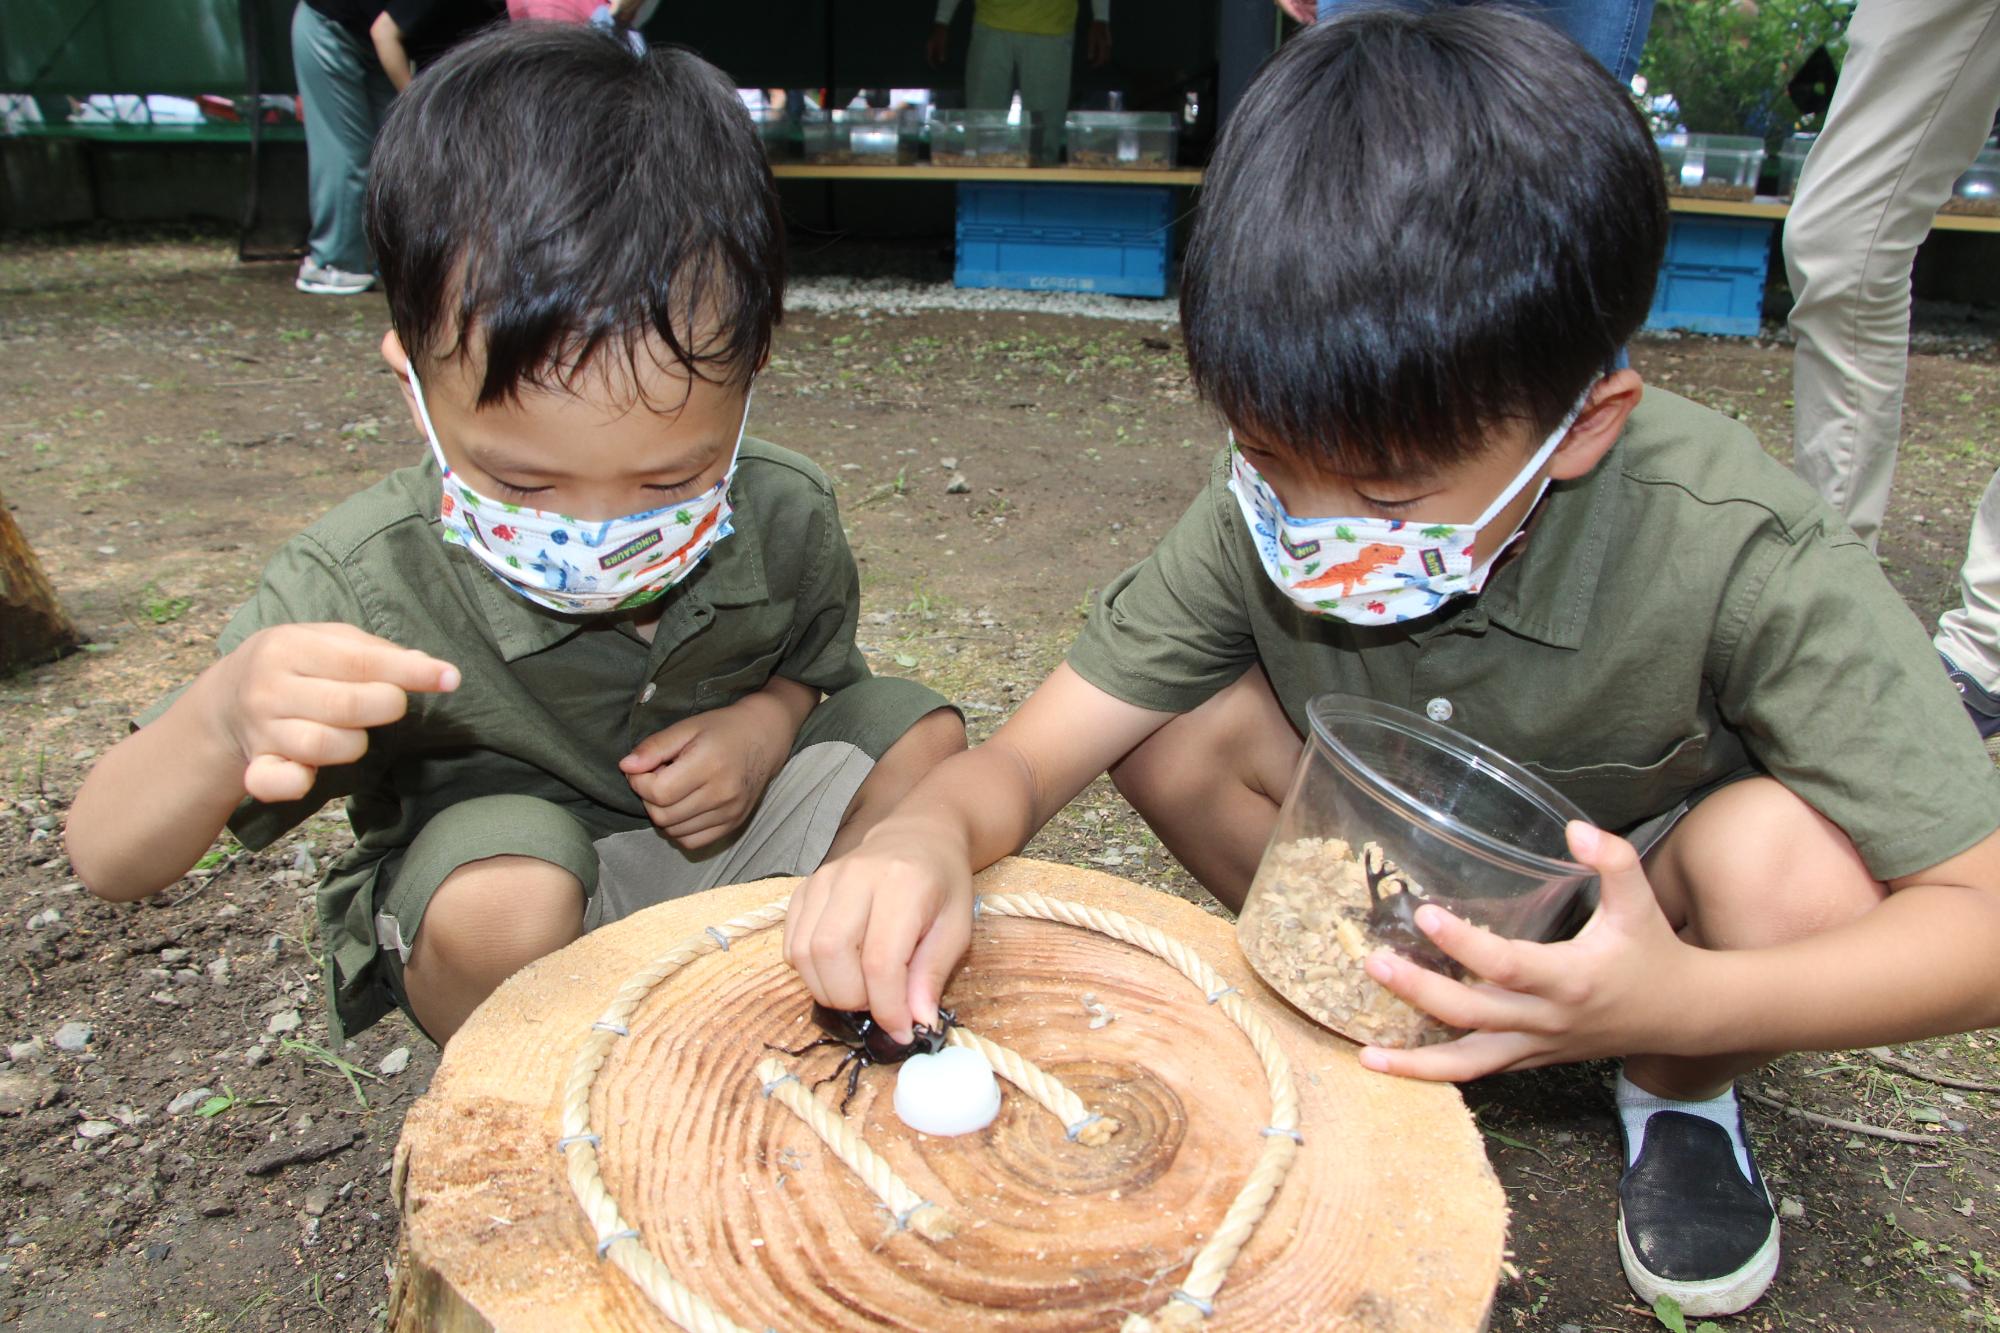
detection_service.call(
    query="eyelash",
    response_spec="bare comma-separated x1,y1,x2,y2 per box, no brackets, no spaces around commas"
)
1359,494,1421,514
490,479,699,500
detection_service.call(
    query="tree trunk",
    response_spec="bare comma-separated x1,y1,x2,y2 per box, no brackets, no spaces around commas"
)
389,857,1507,1332
0,493,81,673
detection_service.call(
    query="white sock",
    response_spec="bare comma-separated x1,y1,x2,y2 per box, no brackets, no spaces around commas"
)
1616,1070,1753,1183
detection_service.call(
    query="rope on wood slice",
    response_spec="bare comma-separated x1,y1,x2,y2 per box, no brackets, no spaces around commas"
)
557,898,789,1333
946,1025,1121,1146
975,893,1302,1333
753,1057,956,1241
558,889,1301,1333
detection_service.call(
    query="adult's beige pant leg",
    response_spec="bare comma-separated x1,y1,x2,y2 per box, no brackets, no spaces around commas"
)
1783,0,2000,554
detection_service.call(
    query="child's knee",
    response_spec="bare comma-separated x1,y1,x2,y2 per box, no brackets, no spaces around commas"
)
414,854,585,978
1112,667,1297,814
1660,778,1883,947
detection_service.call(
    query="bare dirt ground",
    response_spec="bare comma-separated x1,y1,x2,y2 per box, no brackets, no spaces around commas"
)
2,229,1998,1332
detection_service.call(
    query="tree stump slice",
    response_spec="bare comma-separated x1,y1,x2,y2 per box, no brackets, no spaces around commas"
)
390,857,1506,1332
0,493,81,675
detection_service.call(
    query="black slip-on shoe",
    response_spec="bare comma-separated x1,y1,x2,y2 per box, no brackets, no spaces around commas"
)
1617,1108,1780,1317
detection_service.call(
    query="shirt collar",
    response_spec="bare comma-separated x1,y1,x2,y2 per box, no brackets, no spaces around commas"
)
417,456,770,663
1471,435,1624,650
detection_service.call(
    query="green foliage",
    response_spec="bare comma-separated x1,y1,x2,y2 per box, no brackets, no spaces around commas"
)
1640,0,1854,150
1652,1294,1727,1333
137,582,191,624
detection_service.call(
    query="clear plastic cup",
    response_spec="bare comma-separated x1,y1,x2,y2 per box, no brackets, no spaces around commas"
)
1236,694,1597,1048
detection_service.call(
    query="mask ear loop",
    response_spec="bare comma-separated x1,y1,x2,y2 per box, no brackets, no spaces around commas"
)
404,360,460,480
1464,388,1596,582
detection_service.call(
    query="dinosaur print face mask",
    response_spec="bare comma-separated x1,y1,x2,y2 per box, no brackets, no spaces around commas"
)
408,363,748,617
1226,410,1576,625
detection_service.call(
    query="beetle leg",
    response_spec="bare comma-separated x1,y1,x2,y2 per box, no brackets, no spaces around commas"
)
838,1056,866,1115
812,1048,861,1092
768,1034,848,1058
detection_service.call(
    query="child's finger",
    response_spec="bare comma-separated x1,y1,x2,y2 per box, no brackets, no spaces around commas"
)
288,677,418,732
243,753,315,803
621,719,701,772
784,873,833,1000
664,809,740,848
628,755,713,816
860,908,924,1044
1564,820,1650,916
1363,949,1542,1032
261,716,370,770
802,879,873,1013
316,628,460,693
905,906,971,1033
1412,905,1556,996
641,777,722,831
1358,1029,1541,1082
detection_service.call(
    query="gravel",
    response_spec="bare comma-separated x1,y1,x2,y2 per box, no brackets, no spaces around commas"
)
786,273,1178,326
166,1087,213,1116
52,1022,91,1053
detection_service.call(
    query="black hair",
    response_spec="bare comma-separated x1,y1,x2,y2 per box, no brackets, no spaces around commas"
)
1181,3,1666,476
366,22,783,407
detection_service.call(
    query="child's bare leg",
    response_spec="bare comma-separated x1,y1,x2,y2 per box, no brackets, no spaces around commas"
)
403,855,586,1044
1109,666,1303,911
1627,776,1885,1097
825,708,968,861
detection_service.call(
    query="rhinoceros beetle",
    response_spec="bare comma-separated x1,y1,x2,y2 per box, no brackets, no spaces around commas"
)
767,1003,957,1113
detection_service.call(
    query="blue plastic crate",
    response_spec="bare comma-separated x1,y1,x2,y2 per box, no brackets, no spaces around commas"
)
1644,216,1774,337
954,183,1173,298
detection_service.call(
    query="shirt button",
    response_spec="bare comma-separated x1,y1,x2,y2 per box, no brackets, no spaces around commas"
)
640,683,657,704
1425,697,1454,723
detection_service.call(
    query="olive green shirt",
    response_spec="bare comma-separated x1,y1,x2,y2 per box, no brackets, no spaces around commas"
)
1069,389,2000,882
152,439,945,1032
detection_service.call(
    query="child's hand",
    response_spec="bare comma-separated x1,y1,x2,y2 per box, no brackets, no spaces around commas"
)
782,819,975,1045
213,623,460,804
619,695,791,849
1356,822,1705,1082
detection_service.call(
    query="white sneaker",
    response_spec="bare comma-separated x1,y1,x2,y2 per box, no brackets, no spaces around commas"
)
296,259,375,295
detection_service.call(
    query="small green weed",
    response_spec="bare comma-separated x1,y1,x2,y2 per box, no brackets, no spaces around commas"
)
1652,1294,1725,1333
138,583,192,624
279,1036,382,1108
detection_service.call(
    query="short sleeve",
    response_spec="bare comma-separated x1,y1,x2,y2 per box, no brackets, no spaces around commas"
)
1066,464,1261,715
1714,521,2000,881
142,535,397,852
775,491,870,697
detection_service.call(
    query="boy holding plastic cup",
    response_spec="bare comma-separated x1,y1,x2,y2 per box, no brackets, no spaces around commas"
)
785,6,2000,1318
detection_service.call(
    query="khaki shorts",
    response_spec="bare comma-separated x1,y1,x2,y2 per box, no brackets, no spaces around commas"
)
369,740,872,1032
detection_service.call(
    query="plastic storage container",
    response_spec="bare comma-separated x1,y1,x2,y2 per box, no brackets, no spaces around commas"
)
1644,215,1775,337
802,109,919,166
1064,111,1177,169
1236,695,1595,1048
929,110,1043,168
1655,132,1766,201
1776,132,1816,199
954,183,1172,297
1943,144,2000,217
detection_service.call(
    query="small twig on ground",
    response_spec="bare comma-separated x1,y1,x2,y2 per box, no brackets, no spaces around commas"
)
1868,1045,2000,1093
1744,1088,1943,1146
